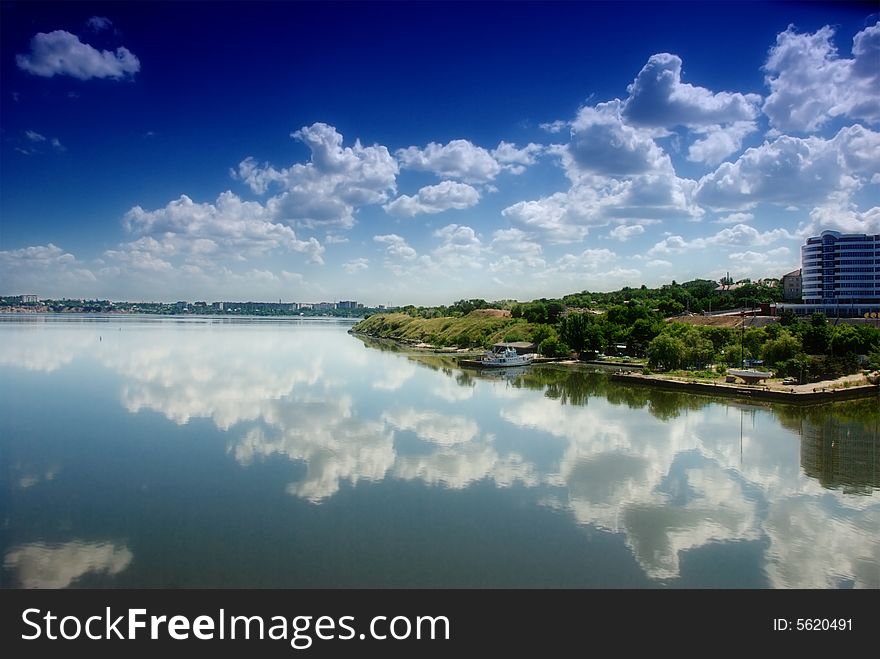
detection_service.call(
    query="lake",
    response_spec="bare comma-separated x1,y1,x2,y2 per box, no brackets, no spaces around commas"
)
1,316,877,588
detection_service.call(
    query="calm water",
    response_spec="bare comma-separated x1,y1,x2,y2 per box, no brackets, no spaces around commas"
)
1,316,878,588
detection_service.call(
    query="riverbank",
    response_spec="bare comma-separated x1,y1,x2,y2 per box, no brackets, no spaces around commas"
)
611,371,880,403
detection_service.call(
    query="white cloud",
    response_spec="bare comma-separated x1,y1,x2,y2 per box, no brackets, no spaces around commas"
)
552,248,617,272
723,247,795,280
0,243,96,296
121,191,324,264
342,258,369,273
16,30,140,80
431,224,483,268
623,53,761,128
568,100,669,177
687,121,758,165
763,22,880,132
800,204,880,236
647,224,793,256
374,234,417,261
488,228,545,271
540,120,568,133
502,188,600,243
51,138,65,151
646,259,672,268
25,130,46,142
396,139,502,182
384,181,480,217
488,232,546,274
0,243,75,266
695,125,880,210
714,212,754,225
236,123,398,230
491,141,544,174
502,170,700,244
609,224,645,241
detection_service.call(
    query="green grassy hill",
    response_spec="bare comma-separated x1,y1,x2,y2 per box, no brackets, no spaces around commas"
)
351,312,542,348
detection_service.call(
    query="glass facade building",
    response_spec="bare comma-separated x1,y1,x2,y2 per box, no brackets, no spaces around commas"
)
801,231,880,304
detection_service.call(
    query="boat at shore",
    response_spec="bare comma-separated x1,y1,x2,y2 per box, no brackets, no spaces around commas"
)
461,345,534,368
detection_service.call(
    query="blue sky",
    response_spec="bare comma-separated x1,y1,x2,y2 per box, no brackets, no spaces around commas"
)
1,1,878,305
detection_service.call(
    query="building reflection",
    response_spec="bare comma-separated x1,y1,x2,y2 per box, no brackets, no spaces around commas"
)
801,417,880,493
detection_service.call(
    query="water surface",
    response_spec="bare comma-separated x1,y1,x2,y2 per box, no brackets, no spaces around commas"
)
1,316,877,588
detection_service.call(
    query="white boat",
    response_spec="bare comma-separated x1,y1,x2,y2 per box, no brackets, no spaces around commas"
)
479,345,533,367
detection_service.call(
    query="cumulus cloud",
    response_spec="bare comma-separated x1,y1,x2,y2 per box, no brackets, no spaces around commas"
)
236,123,398,230
609,224,646,241
396,139,502,182
540,120,568,133
695,125,880,210
487,229,546,274
491,141,544,174
763,22,880,132
396,140,544,183
799,203,880,235
568,100,669,177
715,212,754,225
431,224,483,269
384,181,480,217
623,53,761,128
502,171,700,244
16,30,140,80
374,234,417,261
342,258,369,273
724,247,795,279
121,191,324,264
687,121,758,165
0,243,96,296
1,243,75,266
647,224,793,256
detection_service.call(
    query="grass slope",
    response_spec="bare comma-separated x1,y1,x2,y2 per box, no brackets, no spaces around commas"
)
351,313,541,348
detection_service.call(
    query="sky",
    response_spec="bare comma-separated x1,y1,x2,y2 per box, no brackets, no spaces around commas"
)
1,1,878,305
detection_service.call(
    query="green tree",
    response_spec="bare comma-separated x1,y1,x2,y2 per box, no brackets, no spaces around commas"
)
628,318,660,356
829,324,865,357
801,312,830,354
558,312,603,354
647,334,685,370
762,331,801,365
539,336,570,358
680,327,714,368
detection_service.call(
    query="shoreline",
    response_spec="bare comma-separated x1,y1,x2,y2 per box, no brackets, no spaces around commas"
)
352,329,880,404
610,371,880,404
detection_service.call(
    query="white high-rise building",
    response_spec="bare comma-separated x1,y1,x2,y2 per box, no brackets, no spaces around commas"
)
801,231,879,304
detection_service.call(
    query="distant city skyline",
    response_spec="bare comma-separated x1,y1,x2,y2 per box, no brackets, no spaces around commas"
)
1,1,878,305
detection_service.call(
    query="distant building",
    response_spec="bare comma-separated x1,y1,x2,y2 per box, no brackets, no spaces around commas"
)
802,230,879,304
782,268,802,301
212,302,224,311
337,300,358,309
